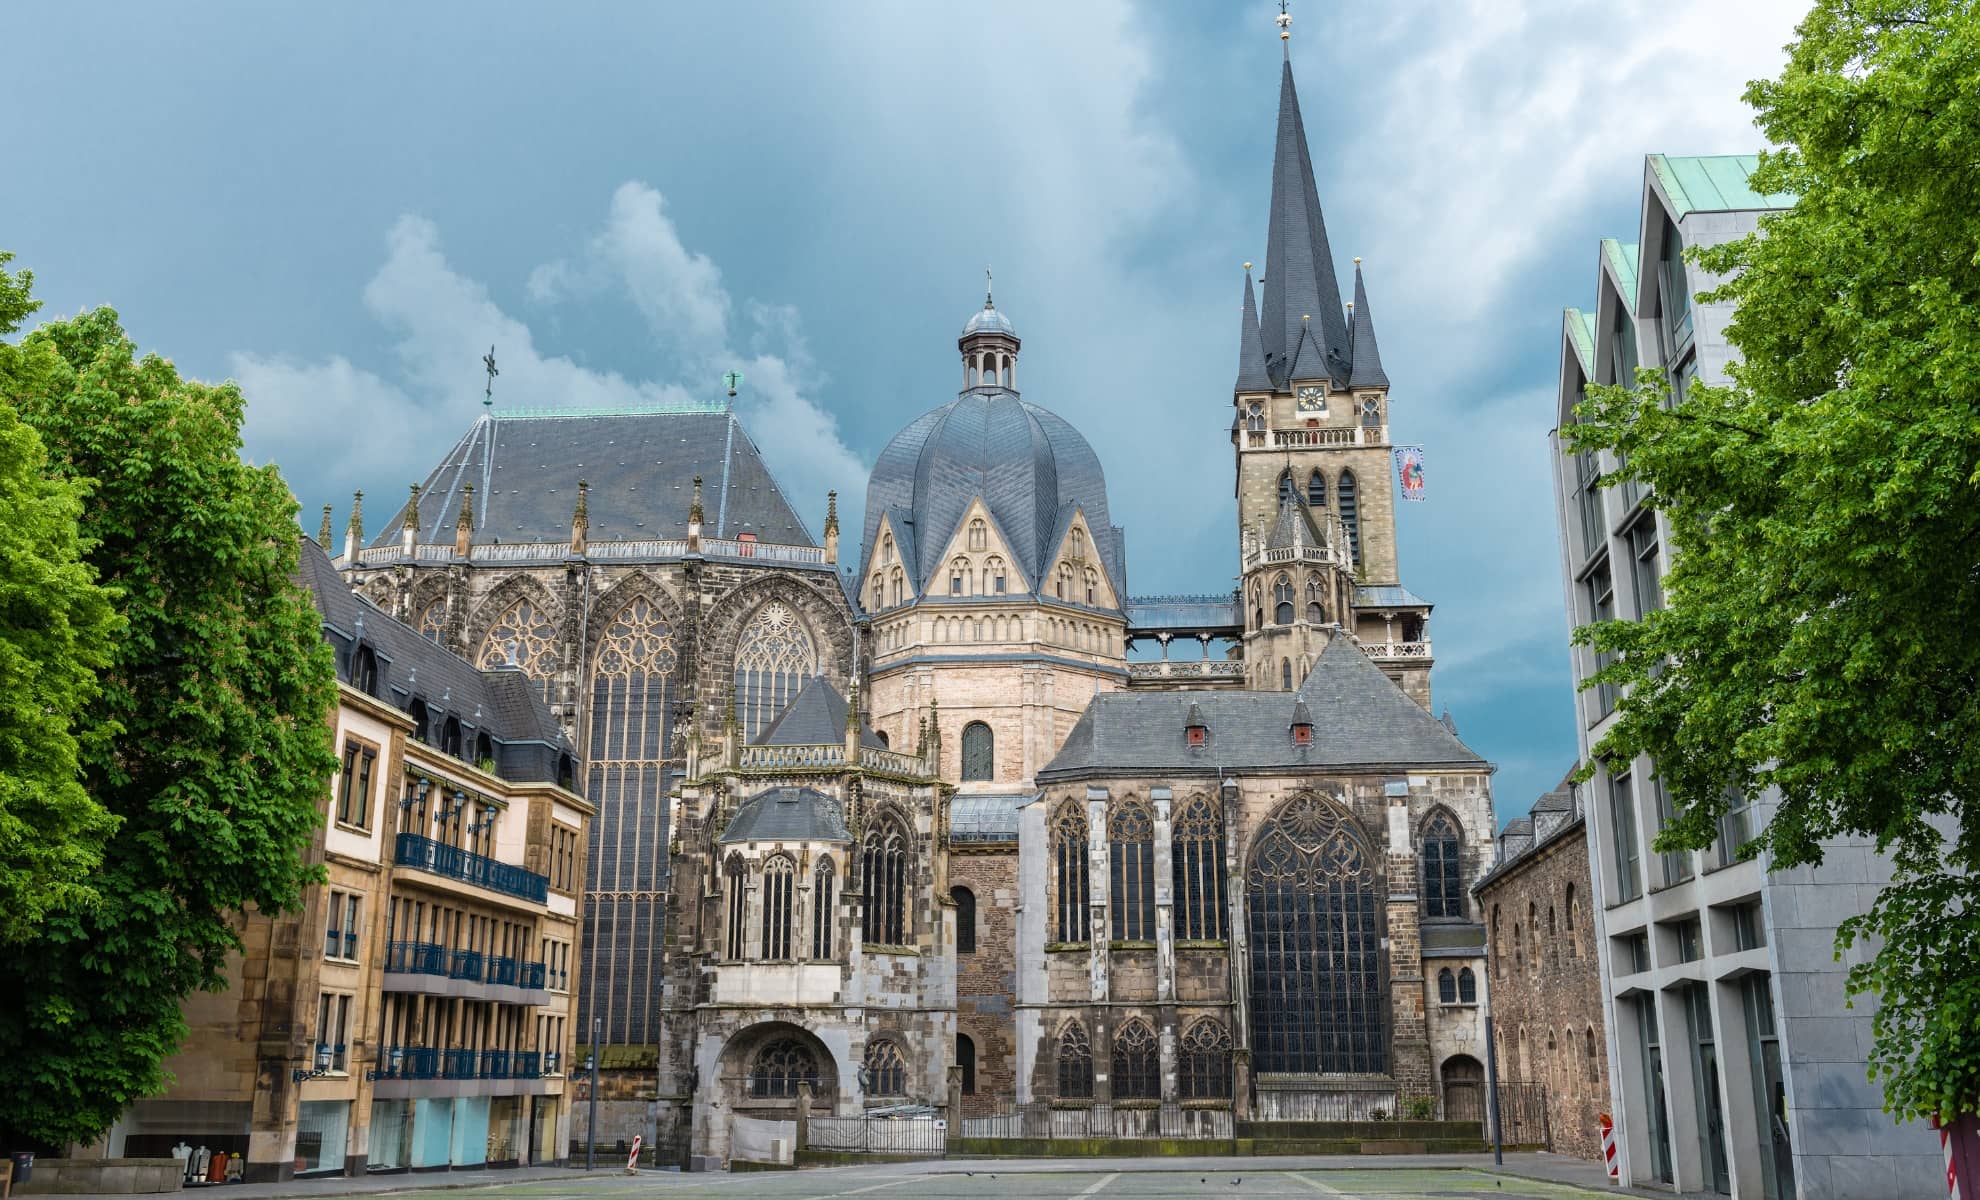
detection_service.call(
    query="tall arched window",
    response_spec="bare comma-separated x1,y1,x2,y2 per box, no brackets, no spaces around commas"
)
1274,575,1295,624
581,595,677,1045
724,855,748,960
1112,1019,1158,1099
1565,884,1580,959
967,518,987,552
1281,658,1293,690
1110,804,1155,941
1528,901,1539,977
811,858,836,959
863,1040,906,1096
733,602,818,741
1247,793,1385,1073
953,886,976,954
1057,1021,1093,1099
1278,470,1296,504
414,599,447,643
1307,470,1326,508
761,854,795,959
1338,470,1360,566
957,1034,977,1094
961,722,994,782
1171,795,1227,941
1178,1019,1233,1100
1490,905,1500,975
1459,967,1478,1003
1053,802,1090,944
890,568,904,606
750,1038,818,1099
1305,576,1326,624
861,816,910,947
1438,968,1458,1004
476,593,560,705
1421,811,1464,919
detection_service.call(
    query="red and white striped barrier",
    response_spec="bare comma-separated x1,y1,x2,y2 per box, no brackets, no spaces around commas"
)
626,1134,643,1172
1600,1112,1619,1180
1940,1118,1960,1199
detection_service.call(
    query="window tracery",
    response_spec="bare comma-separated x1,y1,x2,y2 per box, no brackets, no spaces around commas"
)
1305,576,1326,624
1052,802,1090,944
415,598,446,643
1178,1018,1233,1099
1172,794,1227,941
967,519,987,552
1274,575,1294,624
1421,810,1464,919
812,858,836,959
1109,803,1155,941
761,854,795,959
861,816,910,947
476,594,560,703
1111,1019,1158,1100
733,602,817,742
750,1038,819,1099
1056,1021,1093,1099
863,1040,906,1096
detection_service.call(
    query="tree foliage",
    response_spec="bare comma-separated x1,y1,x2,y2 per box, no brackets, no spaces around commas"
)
0,297,338,1147
0,254,120,944
1566,0,1980,1122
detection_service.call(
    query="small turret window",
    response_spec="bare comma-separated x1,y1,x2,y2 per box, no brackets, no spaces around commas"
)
988,556,1007,593
968,519,987,552
1278,470,1296,504
1274,575,1294,625
1306,577,1326,624
1307,470,1327,508
961,722,994,782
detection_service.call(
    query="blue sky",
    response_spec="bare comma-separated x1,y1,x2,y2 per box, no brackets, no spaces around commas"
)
0,2,1807,823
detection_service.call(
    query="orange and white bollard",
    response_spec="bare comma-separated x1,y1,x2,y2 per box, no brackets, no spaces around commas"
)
626,1134,643,1174
1599,1112,1619,1182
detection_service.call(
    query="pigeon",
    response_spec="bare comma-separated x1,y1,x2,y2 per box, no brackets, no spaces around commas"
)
1231,1179,1242,1187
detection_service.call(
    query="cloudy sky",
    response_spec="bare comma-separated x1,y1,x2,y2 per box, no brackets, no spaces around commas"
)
1,1,1808,822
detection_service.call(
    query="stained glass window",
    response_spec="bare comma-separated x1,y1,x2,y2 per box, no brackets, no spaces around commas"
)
863,1040,906,1096
1172,795,1226,941
475,594,560,705
761,854,795,959
1112,1019,1158,1099
961,722,994,782
1421,811,1465,919
1179,1019,1233,1100
733,602,817,741
1053,802,1090,944
861,817,910,947
1057,1021,1093,1099
1109,804,1155,941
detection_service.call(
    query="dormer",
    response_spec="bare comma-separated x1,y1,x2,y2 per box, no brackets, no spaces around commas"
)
1289,695,1314,746
1184,702,1209,749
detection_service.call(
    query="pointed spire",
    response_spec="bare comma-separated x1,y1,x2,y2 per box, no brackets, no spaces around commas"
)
454,484,474,556
403,484,421,556
1259,50,1351,389
1347,259,1391,390
570,479,590,555
1235,263,1272,393
822,490,840,565
317,505,333,547
344,490,364,563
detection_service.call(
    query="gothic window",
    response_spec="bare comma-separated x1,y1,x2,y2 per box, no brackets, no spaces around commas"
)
1338,471,1360,567
733,602,818,742
890,568,904,606
1071,527,1086,559
861,816,910,947
1528,902,1539,976
1111,1019,1158,1100
476,594,560,705
750,1038,818,1099
881,533,895,563
761,854,795,959
1565,884,1580,959
725,855,748,960
988,556,1007,593
1052,802,1090,944
960,721,995,782
1361,396,1381,428
1246,793,1386,1074
415,599,446,643
1056,563,1071,599
1459,967,1478,1003
1278,470,1296,504
957,1034,977,1094
870,574,884,612
968,519,987,552
1084,568,1098,606
1281,658,1293,691
1490,905,1500,975
1056,1021,1093,1099
1178,1019,1233,1100
863,1040,906,1096
1514,922,1524,973
953,886,976,954
812,858,836,959
1307,469,1327,508
581,594,678,1045
1246,401,1264,433
950,561,966,595
1109,803,1156,941
354,645,379,696
1171,795,1227,941
1305,576,1326,624
1421,810,1465,919
1274,575,1294,624
1438,967,1457,1004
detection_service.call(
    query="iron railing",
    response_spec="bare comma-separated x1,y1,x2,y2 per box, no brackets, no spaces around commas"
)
512,1051,540,1078
520,960,546,989
481,1050,511,1079
962,1100,1233,1141
448,948,484,982
383,940,448,976
375,1045,440,1080
807,1113,949,1157
441,1048,478,1079
487,955,519,986
394,832,549,903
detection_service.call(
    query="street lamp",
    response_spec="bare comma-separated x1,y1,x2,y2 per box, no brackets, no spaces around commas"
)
292,1043,333,1083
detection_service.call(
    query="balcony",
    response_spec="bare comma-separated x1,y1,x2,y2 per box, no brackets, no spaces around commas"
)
519,961,546,990
487,955,519,987
375,1045,440,1080
513,1051,541,1078
385,940,448,976
1126,660,1247,681
395,832,548,904
481,1050,511,1079
442,1048,479,1080
1364,640,1433,662
449,949,484,982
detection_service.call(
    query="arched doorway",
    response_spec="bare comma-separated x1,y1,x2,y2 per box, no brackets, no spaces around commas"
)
1441,1053,1486,1121
1245,793,1386,1075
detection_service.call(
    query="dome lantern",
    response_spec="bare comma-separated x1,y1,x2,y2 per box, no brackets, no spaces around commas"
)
959,269,1020,391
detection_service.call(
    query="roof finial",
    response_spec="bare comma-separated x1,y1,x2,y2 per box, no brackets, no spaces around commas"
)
318,504,333,547
482,345,498,408
1277,0,1291,53
984,265,994,310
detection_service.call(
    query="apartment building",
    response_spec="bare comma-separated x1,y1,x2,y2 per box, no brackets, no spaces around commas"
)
102,539,590,1180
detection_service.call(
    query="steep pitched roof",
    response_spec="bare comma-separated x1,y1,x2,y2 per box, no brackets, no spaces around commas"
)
719,786,851,843
1265,494,1326,552
1259,57,1352,389
1347,262,1390,390
751,675,885,749
1235,267,1273,393
1039,635,1485,780
372,408,815,549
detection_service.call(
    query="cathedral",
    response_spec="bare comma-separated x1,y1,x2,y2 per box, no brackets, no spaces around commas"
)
333,25,1495,1165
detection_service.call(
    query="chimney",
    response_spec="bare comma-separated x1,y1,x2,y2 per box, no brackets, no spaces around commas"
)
570,479,590,556
455,484,474,557
688,476,704,553
823,490,839,564
344,490,364,563
403,484,421,557
317,505,333,548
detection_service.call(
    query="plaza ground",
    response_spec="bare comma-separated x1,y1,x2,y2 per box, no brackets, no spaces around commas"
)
92,1154,1660,1200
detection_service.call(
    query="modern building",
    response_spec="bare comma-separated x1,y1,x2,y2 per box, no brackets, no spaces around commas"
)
1473,770,1610,1161
1549,154,1943,1198
103,538,591,1179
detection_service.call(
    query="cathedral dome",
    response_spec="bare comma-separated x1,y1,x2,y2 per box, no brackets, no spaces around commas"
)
861,389,1124,599
961,304,1016,339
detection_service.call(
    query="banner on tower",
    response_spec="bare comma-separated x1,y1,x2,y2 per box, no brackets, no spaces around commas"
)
1395,445,1426,502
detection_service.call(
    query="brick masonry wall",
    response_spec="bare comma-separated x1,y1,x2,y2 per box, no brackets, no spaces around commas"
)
1476,820,1610,1160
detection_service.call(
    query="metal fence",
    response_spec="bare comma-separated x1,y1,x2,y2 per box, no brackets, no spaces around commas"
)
806,1114,948,1157
1254,1079,1445,1122
962,1101,1234,1142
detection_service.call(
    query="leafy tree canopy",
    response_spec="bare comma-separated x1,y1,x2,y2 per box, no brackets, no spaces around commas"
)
0,295,338,1147
1566,0,1980,1122
0,253,120,944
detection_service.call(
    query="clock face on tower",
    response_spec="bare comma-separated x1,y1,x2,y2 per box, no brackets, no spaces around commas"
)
1296,385,1327,414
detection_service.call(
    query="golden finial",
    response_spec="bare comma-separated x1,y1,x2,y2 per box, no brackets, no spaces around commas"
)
1277,1,1292,42
1243,261,1253,272
1354,256,1362,265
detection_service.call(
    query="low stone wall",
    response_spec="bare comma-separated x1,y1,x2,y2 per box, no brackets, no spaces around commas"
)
17,1158,184,1195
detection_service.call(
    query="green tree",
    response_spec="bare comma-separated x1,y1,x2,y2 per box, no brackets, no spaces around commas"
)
0,253,120,944
0,298,338,1147
1566,0,1980,1123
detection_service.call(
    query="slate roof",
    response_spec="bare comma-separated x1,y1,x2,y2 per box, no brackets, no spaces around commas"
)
751,675,885,749
1265,495,1326,552
298,538,573,783
1352,584,1432,610
371,408,815,549
1473,764,1584,892
1234,267,1273,393
719,786,850,844
860,387,1127,599
1347,263,1390,390
1124,594,1243,633
1038,635,1486,780
1259,58,1352,389
949,793,1033,844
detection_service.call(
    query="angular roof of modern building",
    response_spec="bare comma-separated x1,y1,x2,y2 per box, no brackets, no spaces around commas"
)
1648,154,1795,218
372,405,815,550
719,786,851,844
1038,634,1485,780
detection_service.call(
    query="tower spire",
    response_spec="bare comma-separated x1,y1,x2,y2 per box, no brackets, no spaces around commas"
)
1258,32,1351,390
1235,263,1271,393
1347,258,1390,390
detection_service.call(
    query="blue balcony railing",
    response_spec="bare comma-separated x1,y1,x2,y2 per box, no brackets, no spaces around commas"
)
448,949,484,982
384,940,448,976
377,1045,439,1080
519,961,546,990
487,955,519,987
513,1051,541,1078
394,833,549,904
441,1048,478,1079
481,1050,512,1079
